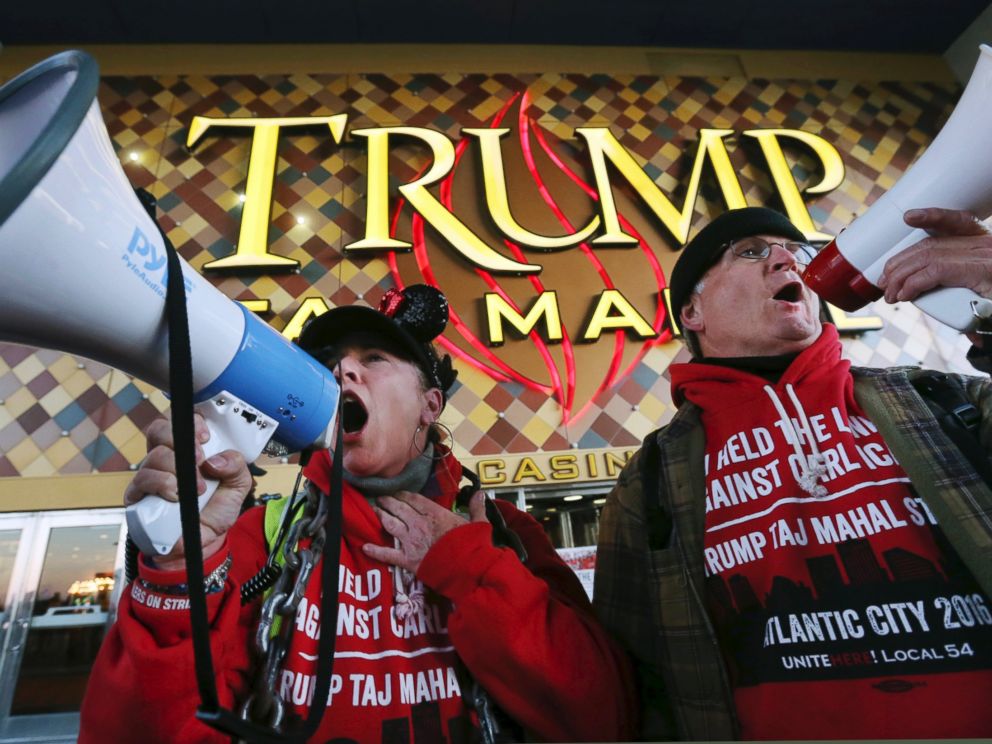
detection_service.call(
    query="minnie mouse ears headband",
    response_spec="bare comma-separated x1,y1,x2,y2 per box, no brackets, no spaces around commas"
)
297,284,458,399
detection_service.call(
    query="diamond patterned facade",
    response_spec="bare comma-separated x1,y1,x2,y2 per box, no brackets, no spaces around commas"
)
0,68,973,484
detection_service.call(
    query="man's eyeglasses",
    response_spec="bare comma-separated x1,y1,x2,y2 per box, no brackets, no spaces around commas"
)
723,237,818,269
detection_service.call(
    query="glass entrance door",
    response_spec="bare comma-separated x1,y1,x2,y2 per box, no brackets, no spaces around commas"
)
0,509,126,743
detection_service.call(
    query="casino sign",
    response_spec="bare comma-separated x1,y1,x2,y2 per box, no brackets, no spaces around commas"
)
183,94,880,422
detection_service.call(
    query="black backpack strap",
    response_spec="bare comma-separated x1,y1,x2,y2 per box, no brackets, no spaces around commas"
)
457,469,527,561
641,429,672,551
455,467,526,744
911,371,992,489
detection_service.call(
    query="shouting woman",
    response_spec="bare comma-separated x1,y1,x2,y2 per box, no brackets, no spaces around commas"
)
79,284,635,743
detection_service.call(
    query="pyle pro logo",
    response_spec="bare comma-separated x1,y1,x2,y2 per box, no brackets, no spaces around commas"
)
123,226,193,298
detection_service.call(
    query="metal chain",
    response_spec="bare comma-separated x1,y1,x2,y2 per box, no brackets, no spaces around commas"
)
239,482,328,733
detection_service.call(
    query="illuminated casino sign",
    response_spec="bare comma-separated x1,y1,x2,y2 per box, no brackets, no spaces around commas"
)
185,95,880,422
0,65,959,486
468,447,636,487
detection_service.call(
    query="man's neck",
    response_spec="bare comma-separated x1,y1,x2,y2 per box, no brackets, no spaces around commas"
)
694,350,801,382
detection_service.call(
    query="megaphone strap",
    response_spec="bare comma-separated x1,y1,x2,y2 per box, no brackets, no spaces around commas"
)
157,192,219,712
153,198,345,742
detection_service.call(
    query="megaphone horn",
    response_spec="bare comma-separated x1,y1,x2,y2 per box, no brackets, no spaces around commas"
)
0,50,339,555
804,44,992,332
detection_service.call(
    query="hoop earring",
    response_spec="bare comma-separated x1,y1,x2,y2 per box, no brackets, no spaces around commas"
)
426,422,454,462
432,421,454,447
412,423,429,457
411,421,454,459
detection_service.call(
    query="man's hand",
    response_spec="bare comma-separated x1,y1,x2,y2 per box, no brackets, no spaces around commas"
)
124,414,253,570
877,207,992,304
363,490,489,574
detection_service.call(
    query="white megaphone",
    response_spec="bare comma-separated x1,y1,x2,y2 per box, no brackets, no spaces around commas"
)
804,44,992,332
0,51,339,556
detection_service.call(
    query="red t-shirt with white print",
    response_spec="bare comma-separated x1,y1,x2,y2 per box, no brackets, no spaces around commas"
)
671,325,992,740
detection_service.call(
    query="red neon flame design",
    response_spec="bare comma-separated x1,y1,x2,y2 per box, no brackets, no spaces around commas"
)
529,119,670,420
386,88,671,424
433,94,562,399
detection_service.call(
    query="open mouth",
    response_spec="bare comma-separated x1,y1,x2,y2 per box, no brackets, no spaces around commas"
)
341,394,369,434
773,281,803,303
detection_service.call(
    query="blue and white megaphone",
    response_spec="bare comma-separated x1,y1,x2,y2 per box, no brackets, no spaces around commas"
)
0,51,340,556
805,44,992,331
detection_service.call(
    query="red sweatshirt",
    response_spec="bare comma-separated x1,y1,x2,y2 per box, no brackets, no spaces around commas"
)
670,326,992,740
79,450,635,743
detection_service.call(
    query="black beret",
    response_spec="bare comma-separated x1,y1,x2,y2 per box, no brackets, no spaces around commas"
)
669,207,807,318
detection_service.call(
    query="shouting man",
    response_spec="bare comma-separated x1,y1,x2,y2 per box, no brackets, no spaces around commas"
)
595,207,992,740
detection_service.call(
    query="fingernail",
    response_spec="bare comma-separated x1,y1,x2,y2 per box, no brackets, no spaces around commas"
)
905,209,924,220
207,454,227,468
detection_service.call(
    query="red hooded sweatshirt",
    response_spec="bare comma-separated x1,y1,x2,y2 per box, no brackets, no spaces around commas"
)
670,325,992,740
79,447,635,743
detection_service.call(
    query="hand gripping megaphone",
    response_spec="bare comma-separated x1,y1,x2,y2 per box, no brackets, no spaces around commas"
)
804,44,992,332
0,51,339,556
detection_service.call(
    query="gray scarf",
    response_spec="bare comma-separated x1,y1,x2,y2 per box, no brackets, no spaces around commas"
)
342,444,434,498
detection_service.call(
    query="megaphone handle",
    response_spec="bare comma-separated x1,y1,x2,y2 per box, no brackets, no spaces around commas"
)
974,298,992,335
912,286,992,334
125,392,279,557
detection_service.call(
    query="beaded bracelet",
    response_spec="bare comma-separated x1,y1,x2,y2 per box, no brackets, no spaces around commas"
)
137,554,233,596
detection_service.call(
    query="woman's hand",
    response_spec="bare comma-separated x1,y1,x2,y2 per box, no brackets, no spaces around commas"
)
363,490,488,574
124,414,253,570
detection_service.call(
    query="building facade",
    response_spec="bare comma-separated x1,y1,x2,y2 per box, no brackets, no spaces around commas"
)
0,42,978,739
